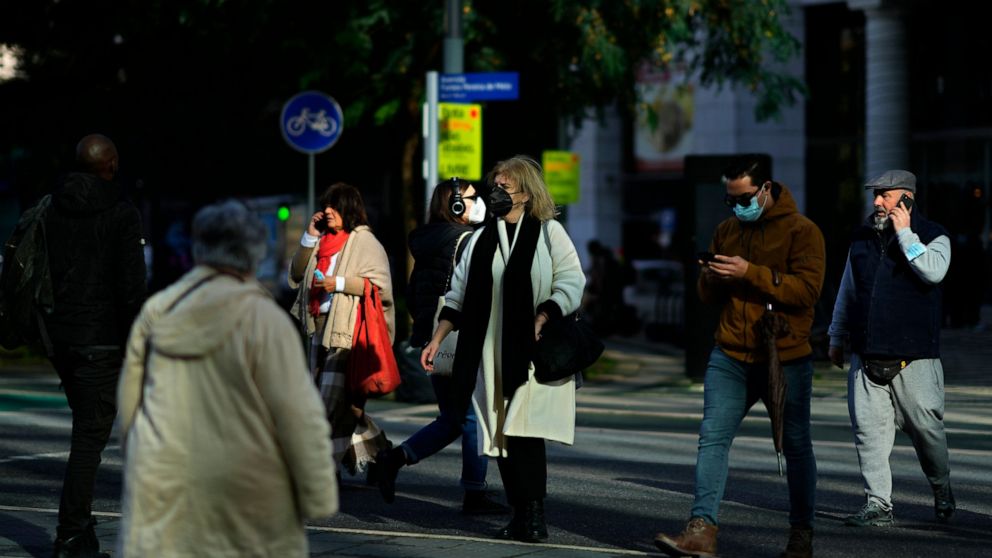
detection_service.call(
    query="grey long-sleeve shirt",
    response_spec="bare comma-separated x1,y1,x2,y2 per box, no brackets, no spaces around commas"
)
828,227,952,348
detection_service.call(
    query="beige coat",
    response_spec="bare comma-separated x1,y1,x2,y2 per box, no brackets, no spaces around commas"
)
288,226,395,348
116,266,337,558
445,219,586,457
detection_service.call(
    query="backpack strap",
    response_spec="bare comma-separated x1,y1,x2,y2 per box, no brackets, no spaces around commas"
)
36,311,54,358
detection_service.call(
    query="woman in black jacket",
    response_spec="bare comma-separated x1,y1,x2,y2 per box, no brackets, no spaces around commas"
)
376,178,506,515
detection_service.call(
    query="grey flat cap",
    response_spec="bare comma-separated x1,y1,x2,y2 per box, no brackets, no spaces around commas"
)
864,169,916,192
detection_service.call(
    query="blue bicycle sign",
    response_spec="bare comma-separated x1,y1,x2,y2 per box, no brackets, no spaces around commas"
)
280,91,344,154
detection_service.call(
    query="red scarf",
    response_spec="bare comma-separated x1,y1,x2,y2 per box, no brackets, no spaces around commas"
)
308,230,350,316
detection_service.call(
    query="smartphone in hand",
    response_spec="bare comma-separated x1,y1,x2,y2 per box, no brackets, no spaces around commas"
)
898,193,914,211
697,251,717,264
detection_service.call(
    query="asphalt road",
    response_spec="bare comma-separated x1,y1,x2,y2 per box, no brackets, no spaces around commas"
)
2,342,991,557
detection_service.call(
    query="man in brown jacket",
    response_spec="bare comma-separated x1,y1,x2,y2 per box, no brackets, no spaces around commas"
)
654,156,825,558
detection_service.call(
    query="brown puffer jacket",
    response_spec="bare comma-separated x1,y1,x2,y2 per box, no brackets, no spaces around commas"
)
697,183,825,363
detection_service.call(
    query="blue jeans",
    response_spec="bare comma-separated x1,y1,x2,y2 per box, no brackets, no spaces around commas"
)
401,375,488,491
691,348,817,526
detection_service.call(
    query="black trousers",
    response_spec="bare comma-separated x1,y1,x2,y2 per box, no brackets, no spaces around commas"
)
50,345,121,539
496,436,547,506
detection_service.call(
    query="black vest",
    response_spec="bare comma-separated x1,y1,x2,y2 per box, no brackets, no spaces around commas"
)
848,213,946,359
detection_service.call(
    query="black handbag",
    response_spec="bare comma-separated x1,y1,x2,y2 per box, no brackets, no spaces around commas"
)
533,312,604,383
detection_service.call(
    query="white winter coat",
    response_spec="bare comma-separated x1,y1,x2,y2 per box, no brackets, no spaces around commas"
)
444,219,585,457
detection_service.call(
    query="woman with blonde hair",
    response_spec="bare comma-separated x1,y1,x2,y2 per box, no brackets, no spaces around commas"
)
377,177,507,515
421,156,586,542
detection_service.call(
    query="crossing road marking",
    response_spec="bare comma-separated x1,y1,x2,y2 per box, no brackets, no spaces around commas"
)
0,444,120,465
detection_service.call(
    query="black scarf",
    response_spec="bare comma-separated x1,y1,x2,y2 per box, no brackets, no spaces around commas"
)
451,214,540,410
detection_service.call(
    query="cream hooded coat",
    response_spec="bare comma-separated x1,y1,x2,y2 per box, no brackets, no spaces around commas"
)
116,266,337,558
445,219,585,457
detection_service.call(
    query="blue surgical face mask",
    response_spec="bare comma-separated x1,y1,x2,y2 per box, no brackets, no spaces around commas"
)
732,186,768,222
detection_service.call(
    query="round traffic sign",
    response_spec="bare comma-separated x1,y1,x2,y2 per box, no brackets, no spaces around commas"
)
280,91,344,154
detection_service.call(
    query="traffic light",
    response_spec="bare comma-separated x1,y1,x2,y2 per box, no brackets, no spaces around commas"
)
277,205,290,222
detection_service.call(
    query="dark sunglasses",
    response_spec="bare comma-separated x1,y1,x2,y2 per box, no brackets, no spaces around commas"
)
723,187,763,208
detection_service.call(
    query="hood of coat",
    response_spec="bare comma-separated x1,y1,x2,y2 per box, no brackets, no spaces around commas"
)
150,266,269,358
52,172,124,215
408,222,472,261
752,181,799,223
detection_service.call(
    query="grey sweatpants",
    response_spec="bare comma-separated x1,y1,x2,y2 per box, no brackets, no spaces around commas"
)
847,354,951,509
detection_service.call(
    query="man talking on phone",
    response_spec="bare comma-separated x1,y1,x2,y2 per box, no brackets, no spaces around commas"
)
827,170,954,528
654,156,825,558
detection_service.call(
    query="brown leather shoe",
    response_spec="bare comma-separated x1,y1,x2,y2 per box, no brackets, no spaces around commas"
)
654,517,718,557
779,525,813,558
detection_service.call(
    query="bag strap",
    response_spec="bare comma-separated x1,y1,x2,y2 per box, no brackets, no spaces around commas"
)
133,269,237,436
445,231,472,292
542,220,552,256
164,270,239,314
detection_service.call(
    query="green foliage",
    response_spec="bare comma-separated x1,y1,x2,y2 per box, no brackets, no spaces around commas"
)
0,0,801,134
0,0,803,205
464,0,804,123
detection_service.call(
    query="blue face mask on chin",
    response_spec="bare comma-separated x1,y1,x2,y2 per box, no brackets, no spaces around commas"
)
733,187,767,222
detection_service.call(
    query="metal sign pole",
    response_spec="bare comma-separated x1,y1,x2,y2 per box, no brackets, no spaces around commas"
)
307,152,315,219
424,71,440,220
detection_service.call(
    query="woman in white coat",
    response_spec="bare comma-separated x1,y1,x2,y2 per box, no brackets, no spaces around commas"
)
420,155,585,543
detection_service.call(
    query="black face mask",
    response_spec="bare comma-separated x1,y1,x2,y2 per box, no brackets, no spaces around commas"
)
488,187,514,218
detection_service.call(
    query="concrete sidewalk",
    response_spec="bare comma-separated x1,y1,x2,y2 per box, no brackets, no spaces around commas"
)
0,505,660,558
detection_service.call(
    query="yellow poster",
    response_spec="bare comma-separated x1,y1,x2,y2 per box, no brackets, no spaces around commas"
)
439,103,482,181
542,150,581,204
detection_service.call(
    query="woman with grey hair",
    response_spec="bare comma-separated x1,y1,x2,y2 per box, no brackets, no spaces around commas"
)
189,199,269,273
116,200,338,557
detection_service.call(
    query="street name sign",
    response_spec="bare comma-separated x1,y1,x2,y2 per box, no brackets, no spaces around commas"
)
439,72,519,102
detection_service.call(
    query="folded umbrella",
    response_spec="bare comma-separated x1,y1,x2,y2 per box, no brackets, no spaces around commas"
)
757,303,791,476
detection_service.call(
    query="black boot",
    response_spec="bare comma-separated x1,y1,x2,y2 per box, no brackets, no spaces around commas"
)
52,520,109,558
375,447,407,504
934,483,956,523
518,499,549,543
496,505,524,540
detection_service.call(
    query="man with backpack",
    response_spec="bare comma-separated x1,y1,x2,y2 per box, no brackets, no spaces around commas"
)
43,134,147,557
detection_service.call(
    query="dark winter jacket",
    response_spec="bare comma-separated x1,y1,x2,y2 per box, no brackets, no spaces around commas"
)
848,213,947,359
406,222,472,347
43,173,147,346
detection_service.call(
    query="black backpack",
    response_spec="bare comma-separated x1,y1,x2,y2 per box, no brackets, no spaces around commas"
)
0,195,55,354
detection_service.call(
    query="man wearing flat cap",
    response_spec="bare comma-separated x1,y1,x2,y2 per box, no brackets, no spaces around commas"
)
828,169,955,527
